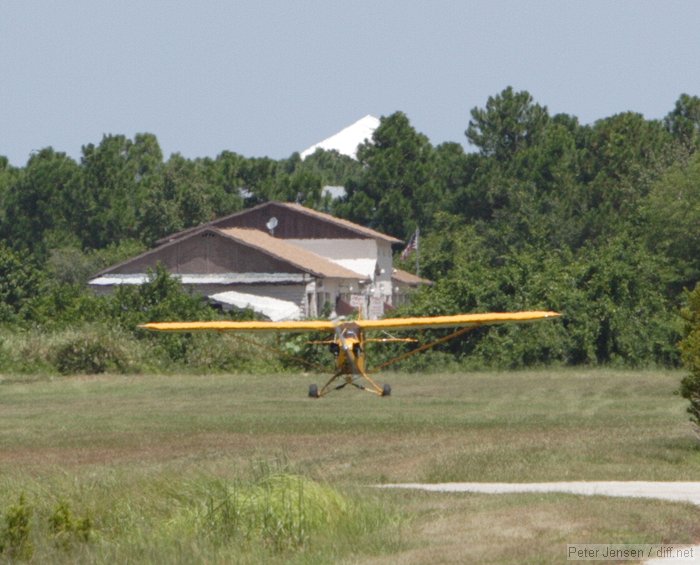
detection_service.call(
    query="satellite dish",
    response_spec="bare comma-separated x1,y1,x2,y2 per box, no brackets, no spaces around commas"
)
266,216,278,236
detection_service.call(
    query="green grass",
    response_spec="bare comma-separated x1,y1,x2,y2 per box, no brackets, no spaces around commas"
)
1,369,699,563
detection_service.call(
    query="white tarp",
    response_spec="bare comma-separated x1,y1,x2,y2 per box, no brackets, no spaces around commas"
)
300,115,379,160
209,291,301,322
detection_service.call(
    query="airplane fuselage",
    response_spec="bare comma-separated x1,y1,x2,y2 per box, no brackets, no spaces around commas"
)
333,322,367,375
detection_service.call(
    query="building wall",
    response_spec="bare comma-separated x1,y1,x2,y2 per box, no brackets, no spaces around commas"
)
111,232,303,275
212,203,365,240
288,238,397,316
375,240,394,303
288,238,377,260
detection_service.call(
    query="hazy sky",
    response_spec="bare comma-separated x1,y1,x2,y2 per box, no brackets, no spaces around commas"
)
2,1,700,166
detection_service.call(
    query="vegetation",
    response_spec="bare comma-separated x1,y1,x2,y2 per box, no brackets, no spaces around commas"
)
4,92,700,560
4,88,700,417
0,494,33,561
680,283,700,435
0,369,698,562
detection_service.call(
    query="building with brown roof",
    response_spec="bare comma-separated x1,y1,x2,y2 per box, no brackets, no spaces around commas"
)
89,201,428,320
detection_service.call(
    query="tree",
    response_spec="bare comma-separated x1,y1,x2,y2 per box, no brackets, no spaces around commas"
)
679,283,700,435
163,154,216,229
460,91,585,251
641,151,700,293
207,151,247,214
300,148,362,186
80,135,153,248
434,142,480,217
238,157,282,205
561,236,677,365
1,148,82,255
336,112,437,238
466,86,549,161
665,93,700,153
0,156,18,227
581,113,676,212
0,243,44,322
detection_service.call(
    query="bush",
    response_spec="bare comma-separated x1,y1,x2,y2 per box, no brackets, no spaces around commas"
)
49,501,92,549
0,493,33,560
182,333,284,373
50,327,138,375
679,283,700,436
53,336,125,375
109,263,218,334
203,474,348,552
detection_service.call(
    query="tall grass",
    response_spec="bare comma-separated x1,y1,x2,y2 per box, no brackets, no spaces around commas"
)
0,463,403,564
0,325,287,378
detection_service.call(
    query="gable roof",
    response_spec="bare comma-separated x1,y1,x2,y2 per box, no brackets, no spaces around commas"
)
391,268,433,286
157,201,402,245
217,228,365,280
93,226,365,281
275,202,402,243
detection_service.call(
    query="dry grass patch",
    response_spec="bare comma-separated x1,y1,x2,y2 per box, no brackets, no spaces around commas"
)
361,491,700,565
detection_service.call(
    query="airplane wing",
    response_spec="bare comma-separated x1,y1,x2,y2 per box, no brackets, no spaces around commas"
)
353,311,560,331
139,311,559,333
138,320,337,333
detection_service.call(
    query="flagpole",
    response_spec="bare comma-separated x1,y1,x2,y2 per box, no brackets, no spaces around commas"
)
415,226,420,277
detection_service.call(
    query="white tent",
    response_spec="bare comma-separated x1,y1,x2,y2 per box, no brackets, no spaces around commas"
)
300,115,379,160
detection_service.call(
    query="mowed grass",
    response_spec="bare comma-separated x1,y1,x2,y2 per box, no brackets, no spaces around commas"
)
1,369,699,563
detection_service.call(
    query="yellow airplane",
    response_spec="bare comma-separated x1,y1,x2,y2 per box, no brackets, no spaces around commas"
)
140,311,560,398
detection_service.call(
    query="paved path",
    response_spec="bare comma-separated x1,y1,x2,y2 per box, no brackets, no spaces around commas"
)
379,482,700,564
379,481,700,505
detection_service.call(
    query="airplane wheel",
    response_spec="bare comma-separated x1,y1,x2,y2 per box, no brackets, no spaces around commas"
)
382,383,391,397
308,384,319,398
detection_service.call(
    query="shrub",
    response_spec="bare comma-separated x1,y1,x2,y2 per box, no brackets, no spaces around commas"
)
679,283,700,436
0,493,33,560
51,327,133,375
49,500,92,549
109,263,218,334
182,333,284,373
204,474,348,552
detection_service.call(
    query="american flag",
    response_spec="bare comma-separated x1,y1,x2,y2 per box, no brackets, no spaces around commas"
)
401,228,419,260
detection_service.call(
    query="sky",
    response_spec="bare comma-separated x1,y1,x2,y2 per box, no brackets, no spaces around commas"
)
2,1,700,167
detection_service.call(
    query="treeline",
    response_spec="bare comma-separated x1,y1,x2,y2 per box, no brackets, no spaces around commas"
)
345,88,700,368
0,134,361,256
2,86,700,371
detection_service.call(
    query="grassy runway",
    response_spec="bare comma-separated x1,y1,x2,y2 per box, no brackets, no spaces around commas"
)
1,369,699,563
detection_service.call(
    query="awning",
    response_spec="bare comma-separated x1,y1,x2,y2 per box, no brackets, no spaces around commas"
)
208,291,301,322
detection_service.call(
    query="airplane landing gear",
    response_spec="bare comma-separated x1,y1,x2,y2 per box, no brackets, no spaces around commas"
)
308,380,391,398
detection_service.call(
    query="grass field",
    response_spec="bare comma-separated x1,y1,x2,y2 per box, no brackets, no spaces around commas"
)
1,369,699,563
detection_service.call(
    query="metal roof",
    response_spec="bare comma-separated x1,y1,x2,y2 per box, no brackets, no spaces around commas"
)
92,223,367,282
157,201,402,245
217,227,365,280
391,268,433,286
